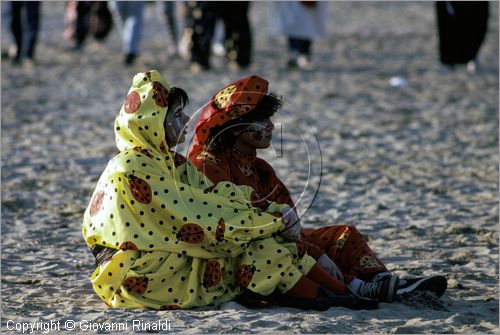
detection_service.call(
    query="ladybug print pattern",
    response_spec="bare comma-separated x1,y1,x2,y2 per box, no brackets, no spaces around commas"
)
250,191,269,211
159,141,168,154
89,191,105,217
133,147,153,159
172,152,187,167
83,71,320,310
119,241,138,250
177,223,205,244
123,276,148,295
124,91,141,114
152,81,169,107
215,218,225,242
203,260,222,288
159,305,181,310
296,241,307,259
213,85,237,109
236,264,255,289
128,175,152,204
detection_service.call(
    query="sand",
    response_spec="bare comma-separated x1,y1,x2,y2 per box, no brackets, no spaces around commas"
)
1,1,498,333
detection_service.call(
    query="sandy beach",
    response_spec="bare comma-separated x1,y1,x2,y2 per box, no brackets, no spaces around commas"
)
1,1,498,333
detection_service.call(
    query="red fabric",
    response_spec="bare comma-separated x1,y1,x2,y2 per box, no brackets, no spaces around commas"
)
285,276,320,299
303,225,388,282
307,264,347,294
190,75,269,158
190,148,388,281
188,75,389,283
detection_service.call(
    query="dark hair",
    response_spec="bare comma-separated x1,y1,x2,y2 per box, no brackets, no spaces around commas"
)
206,93,282,152
168,87,189,112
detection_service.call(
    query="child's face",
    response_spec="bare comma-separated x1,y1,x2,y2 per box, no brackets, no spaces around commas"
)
237,117,275,149
164,105,190,147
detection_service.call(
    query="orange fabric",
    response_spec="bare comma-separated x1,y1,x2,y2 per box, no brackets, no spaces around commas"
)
190,149,388,282
285,276,320,299
188,75,389,284
307,264,347,294
303,225,388,282
191,149,295,209
191,75,269,158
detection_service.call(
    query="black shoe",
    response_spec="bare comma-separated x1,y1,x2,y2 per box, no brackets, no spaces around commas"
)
124,53,137,66
357,275,399,302
397,275,447,297
316,286,379,310
344,287,380,310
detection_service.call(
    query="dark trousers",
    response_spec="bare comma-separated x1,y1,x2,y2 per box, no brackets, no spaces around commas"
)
436,1,489,65
216,2,251,67
10,1,40,60
188,1,252,68
288,37,311,56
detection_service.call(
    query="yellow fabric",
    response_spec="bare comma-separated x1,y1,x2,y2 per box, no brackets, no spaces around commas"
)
82,70,316,309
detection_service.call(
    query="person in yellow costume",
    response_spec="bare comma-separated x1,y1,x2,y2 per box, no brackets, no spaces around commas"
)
82,70,378,310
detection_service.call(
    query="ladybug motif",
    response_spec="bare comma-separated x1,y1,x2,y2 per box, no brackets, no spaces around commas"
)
127,175,152,204
119,241,138,250
172,152,187,167
203,185,217,193
228,104,253,118
124,91,141,114
152,81,169,107
177,223,205,244
133,146,153,159
250,191,269,211
196,151,221,164
159,141,168,154
159,304,181,310
334,232,349,250
215,218,225,242
236,264,256,288
296,241,307,259
203,260,222,288
360,256,381,269
89,190,105,217
123,276,148,295
213,85,237,109
237,163,253,176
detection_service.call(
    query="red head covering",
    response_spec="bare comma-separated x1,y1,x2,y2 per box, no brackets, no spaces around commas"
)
189,75,269,158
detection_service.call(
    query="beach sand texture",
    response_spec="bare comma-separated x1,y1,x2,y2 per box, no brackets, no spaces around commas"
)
1,2,498,333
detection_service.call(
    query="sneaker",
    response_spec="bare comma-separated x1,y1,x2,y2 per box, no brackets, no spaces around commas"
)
274,286,379,311
357,275,399,303
397,275,447,297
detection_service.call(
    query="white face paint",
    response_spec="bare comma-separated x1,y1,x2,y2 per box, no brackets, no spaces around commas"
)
165,105,190,147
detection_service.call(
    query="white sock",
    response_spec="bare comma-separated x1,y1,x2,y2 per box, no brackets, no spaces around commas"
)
348,277,363,293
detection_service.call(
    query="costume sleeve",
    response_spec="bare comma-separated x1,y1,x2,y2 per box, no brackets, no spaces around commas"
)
83,153,287,260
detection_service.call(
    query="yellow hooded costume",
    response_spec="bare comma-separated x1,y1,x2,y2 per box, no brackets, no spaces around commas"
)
82,70,316,309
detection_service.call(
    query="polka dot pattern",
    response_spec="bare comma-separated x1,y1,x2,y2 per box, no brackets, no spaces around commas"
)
83,70,316,310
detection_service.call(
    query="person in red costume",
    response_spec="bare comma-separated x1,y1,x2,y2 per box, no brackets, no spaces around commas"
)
188,75,447,304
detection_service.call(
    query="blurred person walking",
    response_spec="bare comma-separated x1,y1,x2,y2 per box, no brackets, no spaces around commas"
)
186,1,252,71
109,1,145,65
8,1,41,65
436,1,489,73
162,0,180,58
63,1,113,51
271,1,327,71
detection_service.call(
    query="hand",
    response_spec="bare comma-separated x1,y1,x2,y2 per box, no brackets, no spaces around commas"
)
318,254,344,282
280,206,302,241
